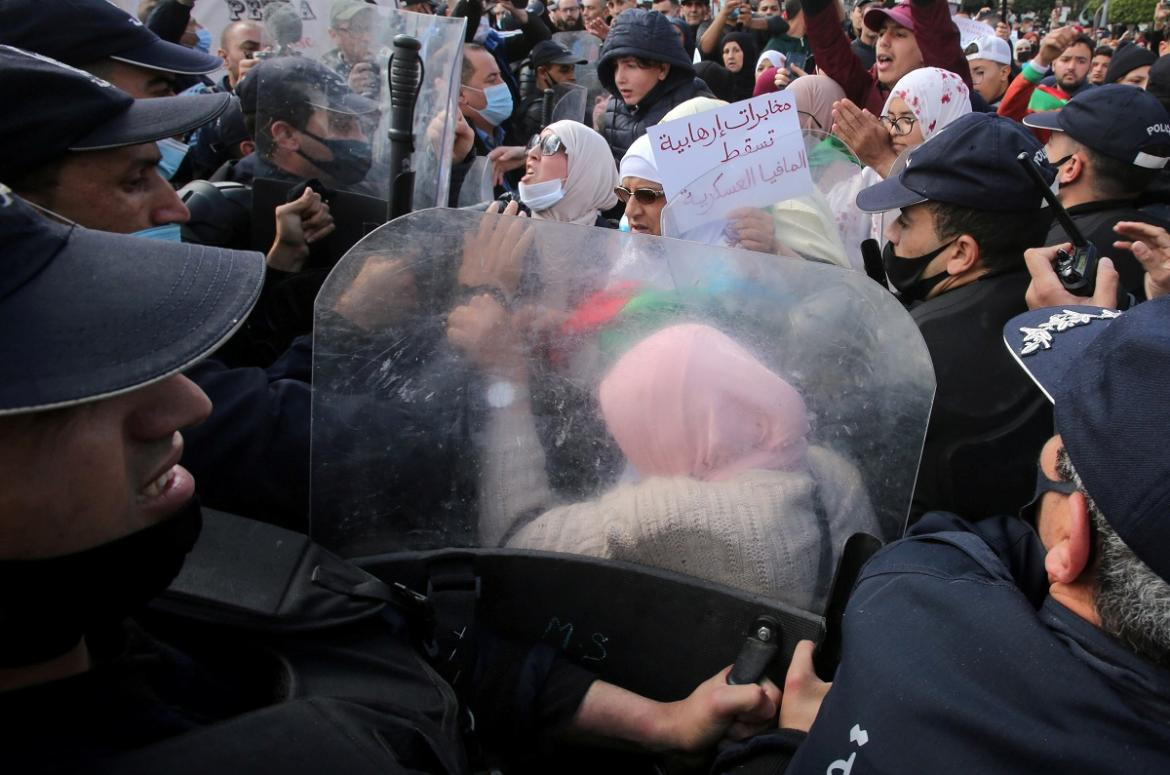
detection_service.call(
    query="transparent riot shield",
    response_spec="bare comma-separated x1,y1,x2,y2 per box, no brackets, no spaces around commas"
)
551,81,589,125
455,156,495,207
552,31,604,107
661,129,866,271
255,6,464,210
312,209,932,600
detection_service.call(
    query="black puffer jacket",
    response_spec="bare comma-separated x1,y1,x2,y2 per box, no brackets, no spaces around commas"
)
597,9,713,162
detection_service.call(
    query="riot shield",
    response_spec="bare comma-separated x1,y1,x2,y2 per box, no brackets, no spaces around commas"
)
552,31,604,108
310,208,932,701
254,6,464,210
313,209,931,566
455,156,495,207
661,129,866,270
551,81,589,125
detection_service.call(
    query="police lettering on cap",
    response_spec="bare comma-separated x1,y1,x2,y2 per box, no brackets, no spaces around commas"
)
1003,298,1170,584
0,46,229,183
0,0,222,75
856,112,1051,213
1022,84,1170,170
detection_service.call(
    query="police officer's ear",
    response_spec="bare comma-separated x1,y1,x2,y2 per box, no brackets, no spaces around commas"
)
943,233,981,276
270,120,301,151
1044,491,1094,585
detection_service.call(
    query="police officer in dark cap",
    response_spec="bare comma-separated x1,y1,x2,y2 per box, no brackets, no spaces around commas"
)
0,193,779,774
0,0,222,98
854,112,1057,522
716,296,1170,772
1023,84,1170,300
517,40,589,140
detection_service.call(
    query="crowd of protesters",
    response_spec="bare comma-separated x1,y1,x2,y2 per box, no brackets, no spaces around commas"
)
4,0,1170,771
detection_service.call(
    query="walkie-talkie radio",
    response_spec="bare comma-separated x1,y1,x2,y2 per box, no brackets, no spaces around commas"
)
1016,151,1099,296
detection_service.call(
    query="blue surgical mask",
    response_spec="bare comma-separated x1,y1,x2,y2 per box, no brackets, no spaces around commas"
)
518,178,565,211
194,27,213,54
132,223,184,242
157,138,189,181
465,82,514,127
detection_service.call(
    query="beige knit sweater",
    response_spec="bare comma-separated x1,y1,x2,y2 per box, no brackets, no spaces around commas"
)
477,397,880,611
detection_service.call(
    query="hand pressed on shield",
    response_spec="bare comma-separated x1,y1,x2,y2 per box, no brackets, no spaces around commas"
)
458,203,535,296
267,187,335,273
333,256,420,331
1023,242,1120,310
778,640,831,733
726,207,777,253
1114,220,1170,300
832,99,898,177
447,294,528,377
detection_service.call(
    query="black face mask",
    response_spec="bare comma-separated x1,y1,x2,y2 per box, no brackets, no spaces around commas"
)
0,499,202,667
881,238,955,303
297,129,373,186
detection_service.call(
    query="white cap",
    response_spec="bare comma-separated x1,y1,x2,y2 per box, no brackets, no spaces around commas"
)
965,35,1012,66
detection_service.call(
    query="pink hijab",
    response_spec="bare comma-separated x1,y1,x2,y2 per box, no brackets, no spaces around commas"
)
599,324,810,481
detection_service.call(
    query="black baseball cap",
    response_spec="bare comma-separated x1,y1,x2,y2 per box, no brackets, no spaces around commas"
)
0,46,230,182
236,56,379,119
0,0,222,76
856,112,1049,213
1146,55,1170,115
1003,299,1170,583
1022,84,1170,170
0,188,265,415
530,40,588,67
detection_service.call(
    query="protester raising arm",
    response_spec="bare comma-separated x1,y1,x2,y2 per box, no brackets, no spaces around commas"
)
998,26,1081,123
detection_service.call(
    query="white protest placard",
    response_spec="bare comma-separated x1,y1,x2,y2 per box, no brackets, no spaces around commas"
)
952,15,995,48
647,91,813,228
191,0,368,59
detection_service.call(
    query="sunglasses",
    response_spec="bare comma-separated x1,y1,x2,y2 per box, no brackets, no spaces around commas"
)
614,185,666,204
526,133,566,156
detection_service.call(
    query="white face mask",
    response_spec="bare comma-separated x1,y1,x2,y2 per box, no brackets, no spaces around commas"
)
518,178,566,211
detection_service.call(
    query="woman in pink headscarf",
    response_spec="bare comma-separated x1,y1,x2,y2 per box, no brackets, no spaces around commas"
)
466,322,877,610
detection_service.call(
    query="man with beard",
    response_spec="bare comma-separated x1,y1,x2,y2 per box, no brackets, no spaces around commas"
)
999,26,1094,122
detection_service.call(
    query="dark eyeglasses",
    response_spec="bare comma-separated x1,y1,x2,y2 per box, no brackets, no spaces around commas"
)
526,133,566,156
614,185,666,204
880,114,918,136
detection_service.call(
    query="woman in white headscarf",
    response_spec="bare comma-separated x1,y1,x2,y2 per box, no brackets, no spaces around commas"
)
828,67,972,256
755,50,786,76
508,119,620,227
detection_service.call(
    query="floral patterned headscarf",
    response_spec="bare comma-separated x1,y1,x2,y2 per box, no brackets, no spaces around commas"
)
882,66,971,140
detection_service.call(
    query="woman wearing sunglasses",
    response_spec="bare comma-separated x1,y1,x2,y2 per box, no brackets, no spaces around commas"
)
508,120,620,227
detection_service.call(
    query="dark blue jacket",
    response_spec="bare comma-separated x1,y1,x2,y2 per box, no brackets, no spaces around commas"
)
719,512,1170,772
596,9,712,162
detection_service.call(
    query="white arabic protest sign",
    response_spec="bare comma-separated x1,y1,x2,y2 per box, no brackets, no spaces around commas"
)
648,91,813,227
953,15,995,48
